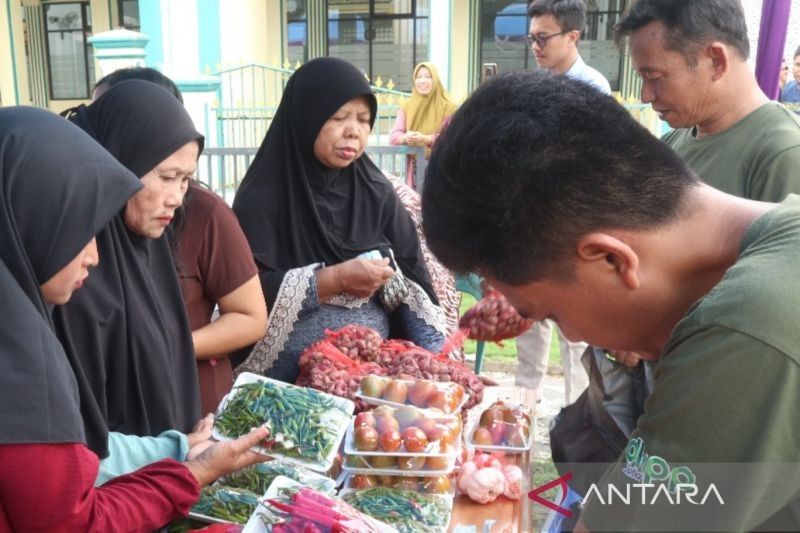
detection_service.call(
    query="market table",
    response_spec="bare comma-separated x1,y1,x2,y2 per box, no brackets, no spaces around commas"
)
449,385,537,533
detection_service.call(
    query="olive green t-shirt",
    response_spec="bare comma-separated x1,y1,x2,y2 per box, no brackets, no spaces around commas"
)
663,103,800,202
582,196,800,531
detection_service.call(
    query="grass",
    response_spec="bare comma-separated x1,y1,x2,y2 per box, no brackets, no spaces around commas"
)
531,457,561,530
458,293,561,365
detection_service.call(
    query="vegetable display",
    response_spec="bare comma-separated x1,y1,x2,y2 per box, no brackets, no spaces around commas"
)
258,485,397,532
342,487,452,533
457,452,524,504
469,401,532,451
459,289,534,341
214,375,351,468
296,325,484,412
348,405,462,455
357,376,466,413
191,485,261,524
347,474,454,495
221,460,335,495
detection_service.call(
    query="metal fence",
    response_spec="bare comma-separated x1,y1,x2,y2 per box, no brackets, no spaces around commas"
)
197,145,427,205
212,63,411,148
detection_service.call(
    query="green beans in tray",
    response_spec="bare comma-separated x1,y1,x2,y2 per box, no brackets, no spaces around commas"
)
221,460,336,495
213,373,354,471
189,485,261,524
341,487,452,533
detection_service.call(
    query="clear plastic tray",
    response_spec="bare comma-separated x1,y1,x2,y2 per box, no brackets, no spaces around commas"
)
341,473,456,497
465,402,534,454
355,376,469,414
344,405,462,456
339,486,454,533
342,450,457,477
242,476,399,533
189,485,262,525
212,372,354,472
241,476,303,533
220,459,336,495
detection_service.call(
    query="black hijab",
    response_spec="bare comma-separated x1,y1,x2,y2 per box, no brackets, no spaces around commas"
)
233,57,437,306
53,80,204,457
0,107,141,445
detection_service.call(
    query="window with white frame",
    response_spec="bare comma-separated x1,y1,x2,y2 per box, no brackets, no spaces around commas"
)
44,2,95,99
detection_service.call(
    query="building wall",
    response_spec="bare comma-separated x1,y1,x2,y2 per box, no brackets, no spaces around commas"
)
6,1,799,112
0,0,26,106
449,0,472,102
219,0,280,68
1,0,114,112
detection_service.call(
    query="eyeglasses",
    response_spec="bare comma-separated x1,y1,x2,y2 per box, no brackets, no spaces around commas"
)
526,30,571,49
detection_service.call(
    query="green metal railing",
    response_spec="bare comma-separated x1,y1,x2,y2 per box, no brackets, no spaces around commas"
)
197,144,426,205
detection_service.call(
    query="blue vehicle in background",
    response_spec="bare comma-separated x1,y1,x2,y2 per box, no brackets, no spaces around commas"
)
494,2,528,43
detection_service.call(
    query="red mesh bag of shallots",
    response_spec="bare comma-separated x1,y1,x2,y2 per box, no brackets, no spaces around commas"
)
324,324,384,362
459,289,534,342
298,340,360,374
298,341,387,413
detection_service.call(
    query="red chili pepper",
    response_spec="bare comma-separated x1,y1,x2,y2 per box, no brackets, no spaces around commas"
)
291,492,347,520
267,499,338,529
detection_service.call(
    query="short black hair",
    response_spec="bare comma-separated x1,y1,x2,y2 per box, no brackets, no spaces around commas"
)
95,67,183,103
421,71,698,285
615,0,750,64
528,0,586,32
794,45,800,60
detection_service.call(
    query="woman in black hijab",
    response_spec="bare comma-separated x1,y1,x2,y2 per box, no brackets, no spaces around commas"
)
233,57,446,382
0,106,268,531
53,80,204,461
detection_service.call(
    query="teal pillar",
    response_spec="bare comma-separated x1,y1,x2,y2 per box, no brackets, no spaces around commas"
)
138,0,163,69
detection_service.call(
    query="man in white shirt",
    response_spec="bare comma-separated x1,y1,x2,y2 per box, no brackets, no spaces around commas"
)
528,0,611,94
516,0,611,403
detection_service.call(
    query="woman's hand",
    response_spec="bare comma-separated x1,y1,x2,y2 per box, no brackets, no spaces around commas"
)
334,258,395,298
184,426,269,487
186,413,215,460
405,131,426,146
187,413,214,447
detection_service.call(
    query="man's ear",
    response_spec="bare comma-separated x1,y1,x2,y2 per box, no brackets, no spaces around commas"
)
707,42,730,81
576,233,640,290
569,29,580,46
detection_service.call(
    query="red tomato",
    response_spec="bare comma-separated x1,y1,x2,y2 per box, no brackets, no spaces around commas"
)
379,429,402,452
401,426,429,453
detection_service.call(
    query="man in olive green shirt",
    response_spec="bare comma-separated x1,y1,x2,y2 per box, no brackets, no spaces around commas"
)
617,0,800,203
421,69,800,531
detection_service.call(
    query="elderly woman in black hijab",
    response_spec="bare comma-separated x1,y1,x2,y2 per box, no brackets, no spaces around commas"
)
0,107,266,531
233,57,446,382
52,80,207,481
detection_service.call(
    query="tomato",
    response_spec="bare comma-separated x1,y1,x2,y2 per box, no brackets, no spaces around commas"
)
422,475,452,494
397,455,427,471
354,425,379,451
401,426,429,453
351,474,377,489
354,411,376,429
379,429,402,452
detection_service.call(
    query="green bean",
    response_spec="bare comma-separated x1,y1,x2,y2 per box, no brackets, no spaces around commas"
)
215,380,348,464
342,487,450,532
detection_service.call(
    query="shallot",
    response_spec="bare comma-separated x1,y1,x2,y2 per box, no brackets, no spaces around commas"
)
459,289,534,341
